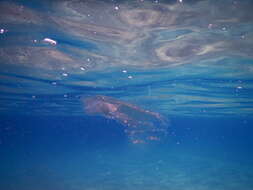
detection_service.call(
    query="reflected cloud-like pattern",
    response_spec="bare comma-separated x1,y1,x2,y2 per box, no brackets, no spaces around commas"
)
0,0,252,69
0,0,253,117
0,2,43,24
82,95,169,144
1,0,253,70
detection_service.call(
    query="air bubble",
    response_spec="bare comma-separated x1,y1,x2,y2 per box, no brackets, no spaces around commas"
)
43,38,57,45
0,29,5,34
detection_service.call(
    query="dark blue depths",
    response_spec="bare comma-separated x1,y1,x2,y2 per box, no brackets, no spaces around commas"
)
0,115,253,190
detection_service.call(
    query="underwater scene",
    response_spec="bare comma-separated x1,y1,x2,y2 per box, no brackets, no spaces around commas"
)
0,0,253,189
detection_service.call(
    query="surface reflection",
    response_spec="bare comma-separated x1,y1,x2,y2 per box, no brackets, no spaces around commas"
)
0,0,253,117
1,0,253,71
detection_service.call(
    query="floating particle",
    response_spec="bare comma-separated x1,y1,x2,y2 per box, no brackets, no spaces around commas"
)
64,94,68,98
128,75,133,79
80,67,85,71
52,82,57,85
114,6,119,10
32,95,36,99
62,73,68,77
122,70,127,73
43,38,57,45
237,86,243,89
0,29,5,34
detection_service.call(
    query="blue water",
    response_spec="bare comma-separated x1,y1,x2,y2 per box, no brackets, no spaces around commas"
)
1,116,253,190
1,0,253,189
